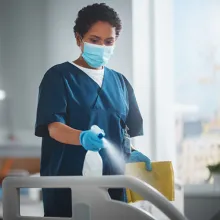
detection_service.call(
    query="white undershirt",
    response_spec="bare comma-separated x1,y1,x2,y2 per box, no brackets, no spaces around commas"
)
69,61,104,87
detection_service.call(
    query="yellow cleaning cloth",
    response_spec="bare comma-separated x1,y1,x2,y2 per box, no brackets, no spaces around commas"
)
125,161,174,202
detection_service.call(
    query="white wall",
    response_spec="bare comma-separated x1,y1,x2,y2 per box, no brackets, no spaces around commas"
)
0,30,8,141
0,0,48,145
0,0,133,145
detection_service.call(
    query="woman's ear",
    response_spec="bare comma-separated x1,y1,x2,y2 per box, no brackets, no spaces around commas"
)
75,33,81,47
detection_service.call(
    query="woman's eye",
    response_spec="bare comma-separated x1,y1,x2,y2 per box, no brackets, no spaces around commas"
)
90,39,99,44
105,40,114,46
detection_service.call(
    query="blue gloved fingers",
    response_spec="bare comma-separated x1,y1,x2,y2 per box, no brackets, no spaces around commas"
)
126,151,139,163
127,151,152,171
83,142,102,152
89,133,103,142
141,154,152,171
141,155,152,171
90,146,100,152
145,161,152,171
88,136,105,148
87,141,102,152
80,129,105,151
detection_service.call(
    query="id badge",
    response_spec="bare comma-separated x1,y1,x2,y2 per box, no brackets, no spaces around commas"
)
123,125,131,156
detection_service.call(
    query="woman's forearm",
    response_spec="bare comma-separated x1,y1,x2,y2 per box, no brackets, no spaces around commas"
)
48,122,82,145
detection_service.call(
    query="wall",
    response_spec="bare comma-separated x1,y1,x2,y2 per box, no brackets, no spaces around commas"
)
0,0,133,145
0,36,3,132
0,0,48,145
0,32,8,142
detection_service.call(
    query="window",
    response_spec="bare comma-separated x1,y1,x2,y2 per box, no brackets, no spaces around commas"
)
174,0,220,184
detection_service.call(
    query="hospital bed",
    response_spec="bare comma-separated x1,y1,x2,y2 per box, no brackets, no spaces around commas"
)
2,176,188,220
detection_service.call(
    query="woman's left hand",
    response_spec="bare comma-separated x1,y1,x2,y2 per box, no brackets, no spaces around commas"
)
127,151,152,171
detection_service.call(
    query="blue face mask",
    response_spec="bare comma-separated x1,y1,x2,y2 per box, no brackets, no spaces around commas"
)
82,42,115,68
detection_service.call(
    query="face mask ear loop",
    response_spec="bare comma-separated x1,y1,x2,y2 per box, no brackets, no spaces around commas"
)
79,36,85,53
77,33,84,48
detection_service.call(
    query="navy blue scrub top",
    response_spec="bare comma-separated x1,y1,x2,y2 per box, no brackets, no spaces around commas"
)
35,62,143,217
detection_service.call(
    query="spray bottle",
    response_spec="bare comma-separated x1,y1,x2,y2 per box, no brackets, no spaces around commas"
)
82,125,104,177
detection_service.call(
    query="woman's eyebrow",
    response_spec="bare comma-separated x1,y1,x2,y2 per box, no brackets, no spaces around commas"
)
89,35,101,39
89,35,114,40
105,37,114,40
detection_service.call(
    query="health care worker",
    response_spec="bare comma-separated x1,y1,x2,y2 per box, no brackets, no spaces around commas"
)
35,3,152,217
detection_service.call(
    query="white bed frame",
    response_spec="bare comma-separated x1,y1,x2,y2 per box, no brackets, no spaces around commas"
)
2,176,188,220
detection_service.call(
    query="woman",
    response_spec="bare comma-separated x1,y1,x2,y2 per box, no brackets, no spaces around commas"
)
35,3,152,217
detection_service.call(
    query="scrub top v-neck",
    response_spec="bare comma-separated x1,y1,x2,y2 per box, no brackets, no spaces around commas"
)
35,61,143,217
69,61,104,88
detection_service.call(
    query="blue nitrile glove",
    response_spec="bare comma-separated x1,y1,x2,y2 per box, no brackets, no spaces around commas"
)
127,151,152,171
80,125,105,152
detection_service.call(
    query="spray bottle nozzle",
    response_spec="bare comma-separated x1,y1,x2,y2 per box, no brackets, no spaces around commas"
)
98,133,104,139
91,125,105,139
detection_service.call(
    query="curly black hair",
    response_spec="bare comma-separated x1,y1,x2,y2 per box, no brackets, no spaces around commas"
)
73,3,122,38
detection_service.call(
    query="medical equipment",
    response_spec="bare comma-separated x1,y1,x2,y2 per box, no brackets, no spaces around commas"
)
82,125,104,177
2,176,188,220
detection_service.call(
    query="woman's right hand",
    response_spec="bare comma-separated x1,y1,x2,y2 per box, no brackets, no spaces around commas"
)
80,126,105,151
